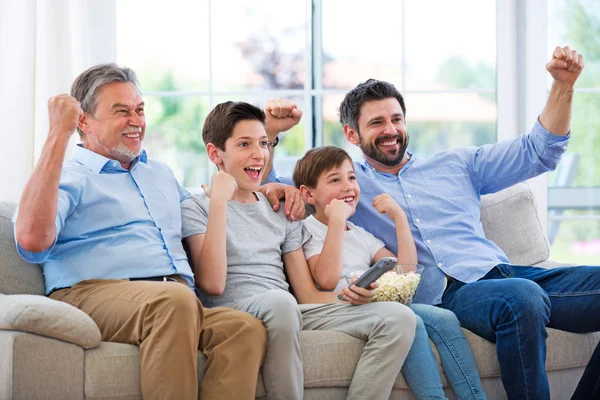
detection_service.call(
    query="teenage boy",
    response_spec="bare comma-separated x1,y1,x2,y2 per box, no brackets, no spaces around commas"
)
180,101,417,400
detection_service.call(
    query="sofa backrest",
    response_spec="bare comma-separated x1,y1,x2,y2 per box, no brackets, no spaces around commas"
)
0,202,45,295
0,182,550,295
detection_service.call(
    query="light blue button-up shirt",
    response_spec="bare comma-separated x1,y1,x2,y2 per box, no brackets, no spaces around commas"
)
267,120,569,304
13,145,195,294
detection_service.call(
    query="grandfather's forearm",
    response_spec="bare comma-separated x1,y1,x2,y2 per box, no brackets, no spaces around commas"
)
16,133,70,252
539,81,574,136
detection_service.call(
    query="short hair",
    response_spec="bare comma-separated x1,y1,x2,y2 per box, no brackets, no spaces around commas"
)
339,79,406,131
293,146,353,188
70,64,139,137
202,101,266,150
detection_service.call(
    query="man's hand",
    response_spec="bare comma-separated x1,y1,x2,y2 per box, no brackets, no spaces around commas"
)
202,171,238,203
546,46,584,86
325,199,354,223
48,94,82,139
373,193,406,221
258,182,305,221
264,99,302,141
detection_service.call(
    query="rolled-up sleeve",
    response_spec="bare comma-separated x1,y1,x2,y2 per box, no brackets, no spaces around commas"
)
470,118,570,195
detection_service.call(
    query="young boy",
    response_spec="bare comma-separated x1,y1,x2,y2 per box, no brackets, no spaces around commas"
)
294,146,487,400
180,102,416,400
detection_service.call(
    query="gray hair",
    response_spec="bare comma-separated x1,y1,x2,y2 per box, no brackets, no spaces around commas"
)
70,64,139,137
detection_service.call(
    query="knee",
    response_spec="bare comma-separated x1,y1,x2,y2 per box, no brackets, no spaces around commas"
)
236,312,268,352
497,280,551,324
256,291,302,338
377,302,417,338
150,284,201,324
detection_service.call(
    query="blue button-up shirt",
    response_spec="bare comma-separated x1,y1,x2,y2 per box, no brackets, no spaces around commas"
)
13,145,194,294
267,120,569,304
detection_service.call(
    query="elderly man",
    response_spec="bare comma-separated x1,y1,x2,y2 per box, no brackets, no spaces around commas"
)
264,46,600,400
13,64,266,400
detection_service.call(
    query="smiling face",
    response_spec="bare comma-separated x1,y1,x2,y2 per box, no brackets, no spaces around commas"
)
303,159,360,220
207,119,270,196
344,97,409,173
80,81,145,169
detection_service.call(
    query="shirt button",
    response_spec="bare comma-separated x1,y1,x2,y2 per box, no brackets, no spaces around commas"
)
415,218,421,223
407,194,412,199
426,240,431,244
437,263,443,268
562,145,567,150
112,161,119,167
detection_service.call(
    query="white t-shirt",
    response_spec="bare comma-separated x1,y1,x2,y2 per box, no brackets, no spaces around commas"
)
302,215,386,291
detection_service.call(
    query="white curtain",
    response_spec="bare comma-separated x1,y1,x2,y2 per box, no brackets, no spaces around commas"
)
0,0,116,202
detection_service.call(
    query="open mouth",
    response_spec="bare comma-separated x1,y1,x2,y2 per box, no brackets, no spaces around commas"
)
122,127,142,141
244,165,263,180
339,195,356,204
376,137,400,148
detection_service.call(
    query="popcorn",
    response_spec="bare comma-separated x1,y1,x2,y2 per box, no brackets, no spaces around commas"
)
370,271,421,305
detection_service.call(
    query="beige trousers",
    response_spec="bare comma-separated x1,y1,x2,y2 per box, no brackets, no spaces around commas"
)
50,277,266,400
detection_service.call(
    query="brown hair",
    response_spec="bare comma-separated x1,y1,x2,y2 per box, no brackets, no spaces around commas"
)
202,101,266,150
293,146,353,188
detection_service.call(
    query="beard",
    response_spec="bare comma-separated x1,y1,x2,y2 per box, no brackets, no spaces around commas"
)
357,132,409,167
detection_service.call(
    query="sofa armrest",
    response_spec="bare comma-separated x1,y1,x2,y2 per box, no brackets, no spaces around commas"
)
0,294,101,349
0,330,85,399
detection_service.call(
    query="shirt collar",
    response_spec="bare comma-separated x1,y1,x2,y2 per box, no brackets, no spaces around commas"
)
72,144,148,174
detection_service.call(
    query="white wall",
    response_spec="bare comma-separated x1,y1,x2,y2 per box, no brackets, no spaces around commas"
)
0,0,116,203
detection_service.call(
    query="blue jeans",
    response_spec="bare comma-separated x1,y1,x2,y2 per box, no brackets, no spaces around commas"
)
402,303,487,400
572,341,600,399
440,264,600,400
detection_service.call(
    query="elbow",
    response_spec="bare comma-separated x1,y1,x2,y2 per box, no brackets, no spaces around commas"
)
318,280,338,291
196,279,225,296
15,230,54,253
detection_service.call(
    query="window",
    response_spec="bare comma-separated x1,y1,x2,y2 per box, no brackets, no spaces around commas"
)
547,0,600,263
117,0,498,187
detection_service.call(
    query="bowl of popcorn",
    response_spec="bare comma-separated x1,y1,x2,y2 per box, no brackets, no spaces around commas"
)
344,264,424,305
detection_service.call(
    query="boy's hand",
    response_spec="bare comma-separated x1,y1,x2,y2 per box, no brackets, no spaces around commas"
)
373,193,406,221
325,199,354,222
202,171,238,203
338,276,378,305
264,99,302,141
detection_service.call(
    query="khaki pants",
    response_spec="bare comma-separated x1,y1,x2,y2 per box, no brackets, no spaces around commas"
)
50,277,266,400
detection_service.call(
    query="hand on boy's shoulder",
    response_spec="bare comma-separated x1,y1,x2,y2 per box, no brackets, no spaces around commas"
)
258,182,306,221
202,171,238,203
325,199,354,222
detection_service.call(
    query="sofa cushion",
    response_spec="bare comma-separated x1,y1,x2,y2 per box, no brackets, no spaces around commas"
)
480,183,550,266
0,202,45,295
0,294,101,349
83,342,267,400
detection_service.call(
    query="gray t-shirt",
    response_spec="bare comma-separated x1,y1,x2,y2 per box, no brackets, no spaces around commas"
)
181,192,309,308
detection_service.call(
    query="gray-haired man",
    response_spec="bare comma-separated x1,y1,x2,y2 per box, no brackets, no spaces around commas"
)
13,64,266,400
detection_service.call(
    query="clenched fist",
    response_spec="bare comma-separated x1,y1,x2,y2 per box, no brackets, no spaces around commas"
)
373,193,406,221
546,46,584,86
202,171,238,203
48,94,83,139
264,99,302,141
325,198,354,222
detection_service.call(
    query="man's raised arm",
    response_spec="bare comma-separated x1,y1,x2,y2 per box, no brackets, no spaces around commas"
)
539,46,584,135
262,98,302,182
15,95,81,252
